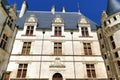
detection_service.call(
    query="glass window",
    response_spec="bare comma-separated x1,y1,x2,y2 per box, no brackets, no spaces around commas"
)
54,42,62,55
86,64,96,78
83,43,92,55
54,26,62,36
0,34,8,50
26,26,34,36
113,16,117,21
109,36,116,49
22,42,31,55
104,21,107,26
81,27,89,37
17,64,28,78
99,33,102,39
7,16,14,28
115,52,119,58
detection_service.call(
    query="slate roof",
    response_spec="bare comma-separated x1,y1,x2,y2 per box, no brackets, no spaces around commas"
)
106,0,120,16
17,11,97,30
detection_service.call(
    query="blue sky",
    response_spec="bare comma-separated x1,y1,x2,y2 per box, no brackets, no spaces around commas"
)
7,0,118,25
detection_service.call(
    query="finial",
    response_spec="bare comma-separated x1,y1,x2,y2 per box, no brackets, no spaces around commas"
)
77,2,81,14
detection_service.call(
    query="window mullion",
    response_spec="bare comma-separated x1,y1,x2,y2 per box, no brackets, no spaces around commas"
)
26,43,29,55
57,43,59,55
24,44,27,55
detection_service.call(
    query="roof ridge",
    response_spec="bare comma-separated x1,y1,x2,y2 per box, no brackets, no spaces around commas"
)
17,10,82,15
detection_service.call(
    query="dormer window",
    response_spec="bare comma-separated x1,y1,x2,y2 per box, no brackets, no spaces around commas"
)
54,26,62,36
81,27,89,37
52,15,64,37
24,15,37,36
26,26,34,36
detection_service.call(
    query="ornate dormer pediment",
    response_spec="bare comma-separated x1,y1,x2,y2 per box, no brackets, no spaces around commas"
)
78,16,89,24
26,14,38,23
52,15,64,24
78,16,90,27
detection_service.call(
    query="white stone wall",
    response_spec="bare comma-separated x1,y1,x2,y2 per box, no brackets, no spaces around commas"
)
7,15,107,80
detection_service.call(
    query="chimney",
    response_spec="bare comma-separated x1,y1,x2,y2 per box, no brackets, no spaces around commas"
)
51,5,55,14
19,0,27,18
62,7,65,13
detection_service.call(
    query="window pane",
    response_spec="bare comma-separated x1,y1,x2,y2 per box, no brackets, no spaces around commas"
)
91,64,94,68
86,64,90,68
22,69,27,77
92,70,96,77
24,64,28,68
19,64,23,68
17,69,22,78
87,70,91,77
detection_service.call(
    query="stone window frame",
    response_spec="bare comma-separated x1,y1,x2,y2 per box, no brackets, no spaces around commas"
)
21,42,31,55
83,43,92,56
7,16,14,29
81,27,89,37
25,25,34,36
16,64,28,78
86,64,96,78
54,42,62,55
0,34,8,50
54,26,62,37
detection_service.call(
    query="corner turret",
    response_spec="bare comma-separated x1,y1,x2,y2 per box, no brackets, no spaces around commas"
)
106,0,120,16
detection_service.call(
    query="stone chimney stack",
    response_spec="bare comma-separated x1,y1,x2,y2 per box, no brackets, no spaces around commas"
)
62,7,65,13
19,0,27,18
51,5,55,14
